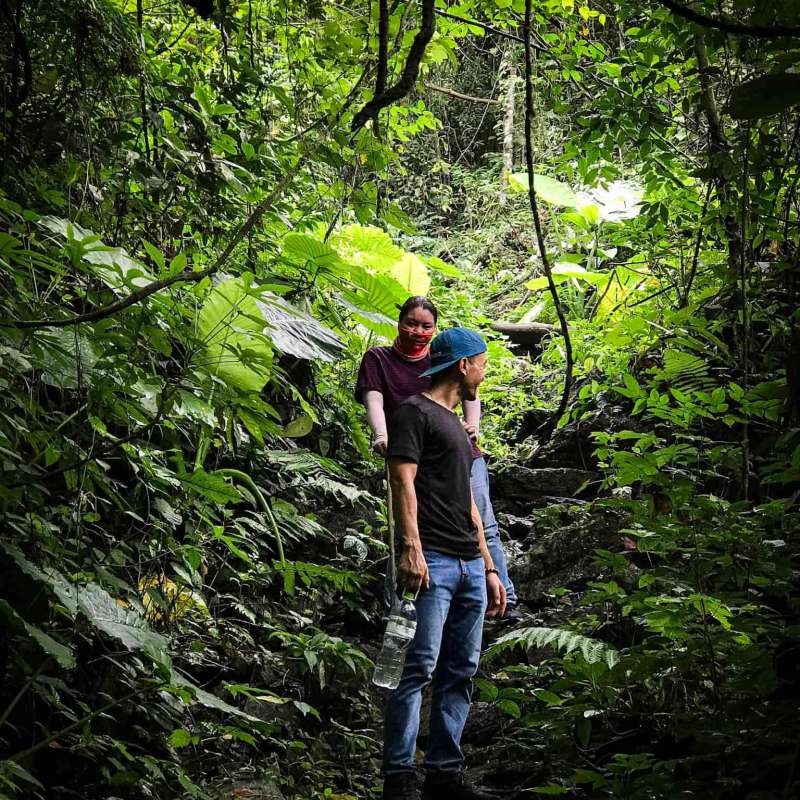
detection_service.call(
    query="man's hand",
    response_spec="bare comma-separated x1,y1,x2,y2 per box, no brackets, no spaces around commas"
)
463,422,479,445
398,544,429,594
485,572,506,618
372,438,388,457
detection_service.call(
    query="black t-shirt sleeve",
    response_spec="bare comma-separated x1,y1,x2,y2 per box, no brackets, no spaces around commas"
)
354,349,383,405
387,403,426,463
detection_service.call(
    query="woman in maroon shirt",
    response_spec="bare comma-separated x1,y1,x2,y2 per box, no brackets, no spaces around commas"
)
355,296,520,621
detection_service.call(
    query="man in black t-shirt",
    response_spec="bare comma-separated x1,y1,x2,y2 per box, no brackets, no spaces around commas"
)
382,328,505,800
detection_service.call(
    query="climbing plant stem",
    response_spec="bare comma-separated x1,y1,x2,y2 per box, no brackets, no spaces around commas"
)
522,0,574,435
215,468,286,567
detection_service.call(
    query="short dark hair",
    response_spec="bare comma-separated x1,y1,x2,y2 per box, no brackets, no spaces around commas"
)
429,366,455,387
397,296,438,324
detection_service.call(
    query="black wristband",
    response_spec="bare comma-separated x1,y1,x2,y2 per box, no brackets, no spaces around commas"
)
485,567,499,577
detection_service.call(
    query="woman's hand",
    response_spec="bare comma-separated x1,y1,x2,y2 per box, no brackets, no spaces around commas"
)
463,422,479,445
398,544,429,594
372,434,388,456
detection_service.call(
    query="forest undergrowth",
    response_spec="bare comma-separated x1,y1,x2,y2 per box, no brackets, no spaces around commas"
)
1,1,799,798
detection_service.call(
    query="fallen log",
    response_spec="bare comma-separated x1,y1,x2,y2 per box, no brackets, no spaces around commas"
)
490,321,558,349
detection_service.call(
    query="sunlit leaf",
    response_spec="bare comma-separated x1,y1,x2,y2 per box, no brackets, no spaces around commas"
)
508,173,578,207
196,277,273,392
389,252,430,295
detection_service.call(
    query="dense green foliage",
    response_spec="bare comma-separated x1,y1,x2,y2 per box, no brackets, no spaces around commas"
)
1,0,799,798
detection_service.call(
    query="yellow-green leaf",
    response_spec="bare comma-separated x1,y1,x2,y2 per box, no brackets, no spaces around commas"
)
390,252,430,295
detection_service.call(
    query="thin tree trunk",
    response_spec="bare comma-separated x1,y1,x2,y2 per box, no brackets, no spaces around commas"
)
499,45,517,206
523,0,573,436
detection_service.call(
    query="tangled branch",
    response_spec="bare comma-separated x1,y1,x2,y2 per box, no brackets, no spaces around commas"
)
351,0,435,132
1,159,308,329
653,0,800,38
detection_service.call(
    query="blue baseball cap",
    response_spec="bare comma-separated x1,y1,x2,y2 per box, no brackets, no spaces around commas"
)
420,327,487,377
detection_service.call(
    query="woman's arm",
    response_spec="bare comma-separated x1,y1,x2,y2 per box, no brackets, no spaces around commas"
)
463,398,481,444
364,389,389,456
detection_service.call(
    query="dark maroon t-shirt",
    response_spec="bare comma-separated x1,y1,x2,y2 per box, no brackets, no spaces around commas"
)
355,346,481,459
355,346,431,416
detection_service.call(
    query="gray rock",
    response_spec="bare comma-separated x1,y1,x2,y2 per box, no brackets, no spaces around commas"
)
491,466,600,501
508,503,629,608
497,512,536,541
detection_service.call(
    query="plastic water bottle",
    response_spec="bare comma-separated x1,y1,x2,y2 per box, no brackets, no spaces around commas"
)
372,592,417,689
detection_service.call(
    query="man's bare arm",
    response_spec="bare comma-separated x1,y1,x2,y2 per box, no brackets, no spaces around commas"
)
472,492,507,617
389,458,429,593
471,494,492,571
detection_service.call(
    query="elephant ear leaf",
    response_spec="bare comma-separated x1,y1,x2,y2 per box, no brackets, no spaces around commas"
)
254,291,345,362
330,224,403,271
727,74,800,120
390,252,430,296
196,277,273,393
508,173,578,207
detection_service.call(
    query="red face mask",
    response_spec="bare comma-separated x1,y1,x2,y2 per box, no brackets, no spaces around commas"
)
393,324,434,360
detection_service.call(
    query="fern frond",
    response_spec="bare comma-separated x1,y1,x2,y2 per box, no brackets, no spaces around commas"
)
486,626,619,669
656,349,713,393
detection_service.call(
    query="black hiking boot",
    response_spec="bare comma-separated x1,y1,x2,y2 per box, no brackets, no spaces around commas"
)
422,771,493,800
383,771,419,800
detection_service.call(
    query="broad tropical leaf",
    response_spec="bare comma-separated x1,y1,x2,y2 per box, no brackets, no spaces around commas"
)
390,252,430,295
39,215,155,293
180,469,242,504
77,582,171,670
508,173,578,207
255,290,345,361
196,277,273,392
281,233,347,275
330,224,403,271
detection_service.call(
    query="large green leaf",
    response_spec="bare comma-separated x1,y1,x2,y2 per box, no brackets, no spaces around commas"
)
281,233,347,275
39,215,155,293
423,254,464,279
330,224,403,271
32,327,98,389
196,277,273,392
254,290,345,362
338,266,408,338
508,173,578,207
525,263,610,291
180,469,242,505
727,74,800,120
390,252,431,295
77,582,171,671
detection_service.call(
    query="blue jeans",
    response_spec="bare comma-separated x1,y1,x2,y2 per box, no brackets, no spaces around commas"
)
470,457,517,607
383,550,487,774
